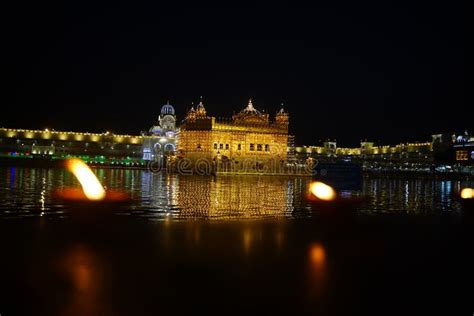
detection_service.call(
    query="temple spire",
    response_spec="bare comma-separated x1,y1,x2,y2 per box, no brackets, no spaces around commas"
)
278,102,286,114
197,96,205,108
195,96,207,116
247,98,254,111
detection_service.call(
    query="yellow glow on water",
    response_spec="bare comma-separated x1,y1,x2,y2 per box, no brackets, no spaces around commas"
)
66,158,106,201
310,243,326,265
243,229,252,254
460,188,473,199
309,181,336,201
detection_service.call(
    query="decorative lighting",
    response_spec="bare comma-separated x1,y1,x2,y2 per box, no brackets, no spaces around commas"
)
66,158,106,201
309,243,326,265
309,181,336,201
460,188,473,199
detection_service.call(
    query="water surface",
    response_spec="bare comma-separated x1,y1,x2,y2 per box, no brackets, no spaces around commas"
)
0,167,468,219
1,167,472,315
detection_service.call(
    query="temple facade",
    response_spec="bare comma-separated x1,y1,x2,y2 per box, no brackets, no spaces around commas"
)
176,99,289,171
142,102,177,164
0,128,143,161
2,98,469,170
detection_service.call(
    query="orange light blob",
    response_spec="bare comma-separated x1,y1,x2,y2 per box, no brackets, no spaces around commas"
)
66,158,106,201
309,181,336,201
460,188,474,199
310,244,326,265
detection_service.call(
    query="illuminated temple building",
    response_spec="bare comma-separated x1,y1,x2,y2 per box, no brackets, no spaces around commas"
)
142,102,177,163
0,127,144,165
0,98,472,169
176,99,289,171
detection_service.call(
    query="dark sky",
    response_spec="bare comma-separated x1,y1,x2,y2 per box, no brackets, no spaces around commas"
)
3,2,467,146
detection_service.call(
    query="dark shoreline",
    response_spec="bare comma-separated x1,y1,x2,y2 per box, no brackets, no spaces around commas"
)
1,156,472,180
364,170,473,181
0,156,146,170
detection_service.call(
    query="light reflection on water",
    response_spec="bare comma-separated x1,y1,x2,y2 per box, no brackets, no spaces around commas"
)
361,178,465,214
0,167,468,219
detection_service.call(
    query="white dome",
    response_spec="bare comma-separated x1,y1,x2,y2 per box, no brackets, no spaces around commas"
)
161,103,175,115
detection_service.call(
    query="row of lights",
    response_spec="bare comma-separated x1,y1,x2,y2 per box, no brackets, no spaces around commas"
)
0,127,142,138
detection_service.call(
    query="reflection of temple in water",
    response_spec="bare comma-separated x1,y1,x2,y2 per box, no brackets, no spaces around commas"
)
176,176,302,219
137,172,179,215
122,172,308,219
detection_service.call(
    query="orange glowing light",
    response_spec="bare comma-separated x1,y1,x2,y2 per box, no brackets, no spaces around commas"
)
308,243,327,297
460,188,473,199
243,229,252,254
310,244,326,264
309,181,336,201
66,158,106,201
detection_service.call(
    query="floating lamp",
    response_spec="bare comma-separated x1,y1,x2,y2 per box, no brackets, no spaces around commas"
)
309,181,336,201
66,158,106,201
54,158,129,221
460,188,473,200
306,181,366,221
458,188,474,215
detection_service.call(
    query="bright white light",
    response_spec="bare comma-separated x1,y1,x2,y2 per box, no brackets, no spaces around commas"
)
309,181,336,201
66,158,106,201
460,188,473,199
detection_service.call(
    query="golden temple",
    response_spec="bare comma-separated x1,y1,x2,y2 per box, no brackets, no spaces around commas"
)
176,99,289,172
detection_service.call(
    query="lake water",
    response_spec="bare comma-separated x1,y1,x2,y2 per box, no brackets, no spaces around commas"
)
1,166,473,315
0,166,469,219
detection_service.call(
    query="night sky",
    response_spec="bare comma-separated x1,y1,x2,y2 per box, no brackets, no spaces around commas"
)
3,2,466,146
